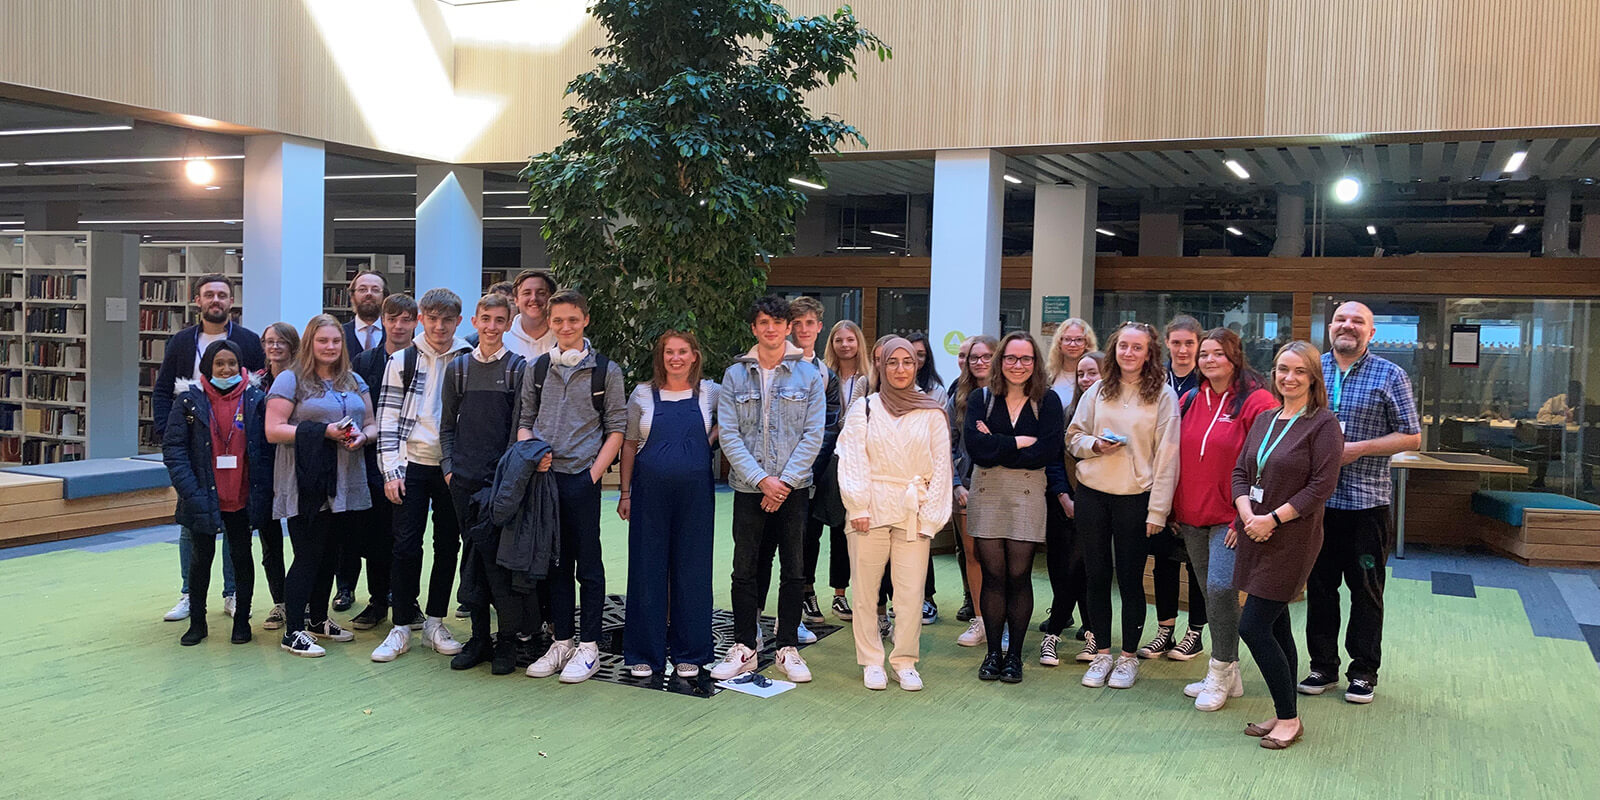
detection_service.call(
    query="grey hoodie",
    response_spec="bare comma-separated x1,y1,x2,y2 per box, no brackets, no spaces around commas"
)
717,342,827,493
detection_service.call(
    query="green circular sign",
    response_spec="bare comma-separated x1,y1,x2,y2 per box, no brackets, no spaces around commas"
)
943,330,966,355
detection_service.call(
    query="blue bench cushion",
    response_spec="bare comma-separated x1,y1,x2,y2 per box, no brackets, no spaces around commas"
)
1471,490,1600,527
2,458,172,500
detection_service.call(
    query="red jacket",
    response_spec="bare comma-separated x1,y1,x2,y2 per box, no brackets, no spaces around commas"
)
1172,384,1277,527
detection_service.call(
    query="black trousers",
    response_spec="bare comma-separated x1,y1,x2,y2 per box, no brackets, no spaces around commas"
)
337,493,392,605
1043,497,1088,636
1077,486,1152,653
803,514,851,591
550,471,605,642
258,519,286,605
389,463,460,619
1150,529,1207,627
1239,595,1298,720
1306,505,1389,682
731,490,807,650
285,510,352,633
191,509,256,618
450,479,536,641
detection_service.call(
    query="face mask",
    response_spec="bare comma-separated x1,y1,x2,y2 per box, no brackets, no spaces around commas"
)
210,374,243,391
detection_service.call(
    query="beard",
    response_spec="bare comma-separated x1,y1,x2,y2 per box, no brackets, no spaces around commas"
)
1331,332,1363,355
354,295,383,320
201,306,230,325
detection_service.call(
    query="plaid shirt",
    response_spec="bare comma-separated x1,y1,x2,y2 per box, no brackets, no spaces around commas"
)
1322,350,1420,510
377,339,471,482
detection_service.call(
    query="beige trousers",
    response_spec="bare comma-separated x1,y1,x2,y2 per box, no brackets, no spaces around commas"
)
848,526,931,671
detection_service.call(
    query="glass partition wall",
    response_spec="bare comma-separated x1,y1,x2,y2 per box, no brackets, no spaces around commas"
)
1094,291,1294,373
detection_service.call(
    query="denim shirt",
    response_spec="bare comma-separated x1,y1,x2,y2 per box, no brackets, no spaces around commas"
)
717,344,827,493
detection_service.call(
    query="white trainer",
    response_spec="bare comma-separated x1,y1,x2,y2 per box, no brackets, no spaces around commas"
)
1194,658,1244,711
774,646,812,683
892,668,924,692
560,641,602,684
1108,654,1140,689
422,618,464,655
797,621,818,644
1082,653,1114,688
956,617,986,647
223,595,238,619
370,626,411,662
675,663,700,678
863,664,888,690
527,639,575,678
630,664,654,678
163,594,191,622
709,643,757,680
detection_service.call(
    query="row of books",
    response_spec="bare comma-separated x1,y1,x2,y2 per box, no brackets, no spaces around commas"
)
139,277,189,303
27,373,87,403
25,307,87,335
25,273,86,301
21,439,83,463
139,338,167,362
19,406,81,437
139,308,185,333
24,341,85,370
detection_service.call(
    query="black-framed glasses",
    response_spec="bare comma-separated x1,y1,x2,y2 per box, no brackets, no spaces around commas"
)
1002,355,1035,366
1061,337,1087,346
970,354,993,364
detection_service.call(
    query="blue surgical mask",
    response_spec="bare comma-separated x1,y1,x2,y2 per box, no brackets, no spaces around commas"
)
209,374,243,391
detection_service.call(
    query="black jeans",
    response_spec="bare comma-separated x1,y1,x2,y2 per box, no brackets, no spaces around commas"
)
258,519,286,605
1150,529,1207,627
1239,595,1298,720
190,509,256,618
731,490,807,650
1077,486,1152,653
803,514,851,591
1306,506,1389,682
285,510,352,633
389,463,460,619
344,494,393,607
550,470,605,642
1043,497,1088,636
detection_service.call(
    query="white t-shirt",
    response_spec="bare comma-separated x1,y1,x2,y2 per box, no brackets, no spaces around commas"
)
194,331,224,380
759,365,775,458
659,388,693,402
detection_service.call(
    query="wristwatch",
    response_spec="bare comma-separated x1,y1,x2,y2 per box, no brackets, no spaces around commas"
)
1270,510,1284,526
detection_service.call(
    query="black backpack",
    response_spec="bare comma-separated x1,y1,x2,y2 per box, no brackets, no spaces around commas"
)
526,351,611,422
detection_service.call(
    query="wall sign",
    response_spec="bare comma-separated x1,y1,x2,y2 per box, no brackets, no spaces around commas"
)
1449,323,1480,367
1041,295,1071,336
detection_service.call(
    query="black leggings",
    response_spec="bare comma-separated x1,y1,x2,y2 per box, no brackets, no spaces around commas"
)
284,510,351,634
1151,534,1207,627
1043,499,1088,635
191,509,256,618
257,519,286,605
1077,486,1152,653
803,515,851,591
973,537,1035,659
1239,595,1298,720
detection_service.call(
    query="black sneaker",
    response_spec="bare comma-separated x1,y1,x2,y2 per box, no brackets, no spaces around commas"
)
801,593,825,625
451,637,493,670
306,619,354,642
1075,631,1100,663
332,589,355,613
878,615,892,640
1000,653,1024,683
921,599,938,625
1038,608,1052,633
956,599,975,622
1297,670,1338,695
391,605,425,630
455,603,471,619
1344,677,1376,704
491,637,517,676
1136,625,1176,659
1167,627,1205,661
349,603,389,630
280,630,326,657
978,651,1004,681
832,595,853,621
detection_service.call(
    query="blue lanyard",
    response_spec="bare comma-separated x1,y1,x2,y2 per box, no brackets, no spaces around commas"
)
325,380,349,418
1255,408,1304,477
1331,362,1355,413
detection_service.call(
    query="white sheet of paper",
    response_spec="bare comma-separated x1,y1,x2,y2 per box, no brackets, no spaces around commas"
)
105,297,128,322
715,677,795,698
1451,329,1478,365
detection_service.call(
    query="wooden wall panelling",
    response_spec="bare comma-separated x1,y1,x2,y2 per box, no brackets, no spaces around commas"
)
1292,292,1314,341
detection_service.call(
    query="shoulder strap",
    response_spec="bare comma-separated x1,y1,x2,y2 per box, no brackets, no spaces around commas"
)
400,345,419,398
590,352,609,416
450,352,471,399
528,353,552,424
505,353,525,393
1180,387,1199,417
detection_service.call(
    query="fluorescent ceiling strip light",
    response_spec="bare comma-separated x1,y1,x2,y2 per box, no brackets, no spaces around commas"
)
325,173,417,180
1094,228,1115,237
1511,223,1527,234
334,217,415,222
869,229,901,239
24,154,244,167
1225,226,1244,236
837,245,872,250
0,162,18,168
788,177,825,190
1003,174,1022,184
81,218,240,224
483,190,527,195
148,239,222,244
485,216,547,220
1223,159,1250,180
1502,150,1527,173
0,124,132,137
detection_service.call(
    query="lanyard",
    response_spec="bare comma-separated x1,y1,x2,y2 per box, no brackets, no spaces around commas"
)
1198,388,1229,460
1331,361,1355,413
1255,408,1303,477
325,380,349,418
210,392,241,451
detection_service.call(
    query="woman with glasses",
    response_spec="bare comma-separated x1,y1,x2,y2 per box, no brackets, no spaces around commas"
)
1068,321,1180,691
1038,319,1098,665
963,332,1062,683
254,322,299,631
951,335,998,644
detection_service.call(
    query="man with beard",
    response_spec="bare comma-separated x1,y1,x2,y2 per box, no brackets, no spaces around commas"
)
1298,301,1419,706
343,271,388,359
153,273,267,623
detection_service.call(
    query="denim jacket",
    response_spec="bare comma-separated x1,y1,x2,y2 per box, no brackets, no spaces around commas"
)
717,342,827,493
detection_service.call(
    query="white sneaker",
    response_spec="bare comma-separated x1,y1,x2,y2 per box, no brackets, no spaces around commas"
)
370,626,411,662
774,646,812,683
163,594,191,622
797,621,818,644
527,639,575,678
1039,633,1062,666
863,664,888,690
262,603,286,631
1108,654,1140,689
630,664,654,678
957,617,986,647
422,617,464,655
892,668,923,692
560,642,601,684
1082,653,1114,687
675,663,700,678
709,643,757,680
1194,659,1244,711
223,595,238,618
281,630,326,658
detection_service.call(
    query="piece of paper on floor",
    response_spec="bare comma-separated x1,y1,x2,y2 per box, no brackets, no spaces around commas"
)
714,678,796,698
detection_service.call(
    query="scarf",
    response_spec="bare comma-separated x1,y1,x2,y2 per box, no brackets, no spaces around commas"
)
874,337,946,418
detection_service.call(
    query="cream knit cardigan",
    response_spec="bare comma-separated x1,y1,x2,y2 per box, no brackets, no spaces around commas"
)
837,395,953,539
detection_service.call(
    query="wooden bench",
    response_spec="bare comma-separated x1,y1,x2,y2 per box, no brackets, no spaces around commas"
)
0,458,176,548
1471,490,1600,566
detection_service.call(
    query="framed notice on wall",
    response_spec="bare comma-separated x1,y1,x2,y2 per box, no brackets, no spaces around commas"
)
1449,324,1480,367
1040,295,1071,337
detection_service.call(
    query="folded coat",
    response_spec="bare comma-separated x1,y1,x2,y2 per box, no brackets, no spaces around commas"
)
490,437,561,588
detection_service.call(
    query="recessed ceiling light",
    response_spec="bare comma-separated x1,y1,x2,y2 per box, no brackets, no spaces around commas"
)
1365,225,1377,235
1003,174,1022,184
24,154,244,167
325,173,417,180
1511,223,1527,235
788,177,826,190
1094,228,1115,237
0,124,132,137
1225,226,1244,236
1502,150,1527,173
204,185,222,191
1223,159,1250,180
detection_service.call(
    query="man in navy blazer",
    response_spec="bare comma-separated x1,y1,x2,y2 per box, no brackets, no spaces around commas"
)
343,271,389,359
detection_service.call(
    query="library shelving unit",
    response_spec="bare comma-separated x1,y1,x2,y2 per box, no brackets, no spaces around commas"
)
136,243,244,452
323,253,410,322
0,231,139,465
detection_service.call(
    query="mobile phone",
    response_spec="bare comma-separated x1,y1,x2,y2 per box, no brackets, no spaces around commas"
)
1098,429,1127,445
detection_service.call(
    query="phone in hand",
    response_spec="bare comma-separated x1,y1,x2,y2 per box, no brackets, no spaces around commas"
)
1098,429,1128,445
335,416,357,444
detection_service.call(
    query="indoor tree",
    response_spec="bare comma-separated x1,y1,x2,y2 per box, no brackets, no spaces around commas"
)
520,0,889,380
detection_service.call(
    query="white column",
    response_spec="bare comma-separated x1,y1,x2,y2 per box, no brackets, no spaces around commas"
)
1030,182,1098,342
416,165,484,307
929,149,1004,381
243,135,324,332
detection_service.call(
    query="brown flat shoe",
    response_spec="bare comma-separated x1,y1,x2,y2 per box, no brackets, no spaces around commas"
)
1260,727,1304,750
1244,722,1275,737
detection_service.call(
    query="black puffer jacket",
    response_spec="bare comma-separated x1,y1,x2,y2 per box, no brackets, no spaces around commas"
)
162,377,273,534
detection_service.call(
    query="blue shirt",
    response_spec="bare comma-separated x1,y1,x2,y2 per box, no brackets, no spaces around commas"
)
1322,351,1420,510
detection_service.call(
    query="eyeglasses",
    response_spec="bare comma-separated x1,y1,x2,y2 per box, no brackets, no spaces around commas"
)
969,354,993,364
1001,355,1035,366
263,340,290,349
1062,337,1087,346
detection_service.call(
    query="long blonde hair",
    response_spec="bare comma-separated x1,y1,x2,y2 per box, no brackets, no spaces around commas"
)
1047,318,1098,383
291,314,361,401
1099,322,1167,405
823,319,873,387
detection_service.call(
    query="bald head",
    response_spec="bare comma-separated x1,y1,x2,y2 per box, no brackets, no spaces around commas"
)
1329,301,1374,358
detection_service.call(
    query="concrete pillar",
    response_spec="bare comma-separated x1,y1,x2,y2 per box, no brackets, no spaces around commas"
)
519,225,549,270
1270,188,1307,257
929,149,1003,382
907,194,932,257
1543,183,1573,257
243,135,325,331
1580,210,1600,257
1030,182,1098,343
1137,191,1183,257
23,201,78,230
415,165,484,307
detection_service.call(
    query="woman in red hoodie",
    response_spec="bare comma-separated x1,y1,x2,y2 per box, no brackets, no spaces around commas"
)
1170,328,1275,711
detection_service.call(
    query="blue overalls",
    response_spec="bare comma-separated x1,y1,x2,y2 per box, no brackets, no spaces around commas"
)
623,387,715,672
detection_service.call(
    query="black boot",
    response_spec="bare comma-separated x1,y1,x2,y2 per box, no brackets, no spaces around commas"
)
231,613,253,644
181,616,208,646
1000,653,1024,683
957,597,975,622
491,636,516,675
451,637,492,670
978,651,1003,681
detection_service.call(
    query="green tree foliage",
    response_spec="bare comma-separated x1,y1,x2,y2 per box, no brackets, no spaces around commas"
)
520,0,889,382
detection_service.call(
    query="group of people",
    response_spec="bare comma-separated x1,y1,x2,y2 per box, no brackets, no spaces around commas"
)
154,266,1418,750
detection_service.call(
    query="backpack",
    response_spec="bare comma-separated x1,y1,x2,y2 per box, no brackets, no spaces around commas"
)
526,351,611,424
1180,387,1199,417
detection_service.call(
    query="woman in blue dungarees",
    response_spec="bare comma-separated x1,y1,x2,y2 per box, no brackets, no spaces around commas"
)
619,331,721,679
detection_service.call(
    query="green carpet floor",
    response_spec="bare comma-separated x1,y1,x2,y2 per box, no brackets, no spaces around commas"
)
3,491,1598,798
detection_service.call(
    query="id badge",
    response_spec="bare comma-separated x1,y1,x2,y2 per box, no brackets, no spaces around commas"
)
1338,419,1346,434
1249,485,1264,503
216,455,238,470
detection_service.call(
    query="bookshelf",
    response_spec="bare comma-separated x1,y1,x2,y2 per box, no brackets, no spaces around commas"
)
323,253,410,322
0,231,139,465
136,243,244,452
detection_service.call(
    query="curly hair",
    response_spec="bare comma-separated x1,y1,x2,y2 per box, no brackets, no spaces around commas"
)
1099,322,1167,405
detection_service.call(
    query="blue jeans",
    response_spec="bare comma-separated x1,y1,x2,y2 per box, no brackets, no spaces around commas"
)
1178,523,1239,663
179,525,236,597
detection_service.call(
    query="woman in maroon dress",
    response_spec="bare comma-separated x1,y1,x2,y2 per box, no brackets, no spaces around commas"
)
1230,341,1344,750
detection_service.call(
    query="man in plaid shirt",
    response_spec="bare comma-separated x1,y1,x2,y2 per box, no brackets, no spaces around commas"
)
1299,301,1420,705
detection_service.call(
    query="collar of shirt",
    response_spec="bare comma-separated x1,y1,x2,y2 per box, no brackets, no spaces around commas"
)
473,344,509,363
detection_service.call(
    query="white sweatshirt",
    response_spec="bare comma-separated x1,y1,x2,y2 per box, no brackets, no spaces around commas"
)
837,395,953,539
